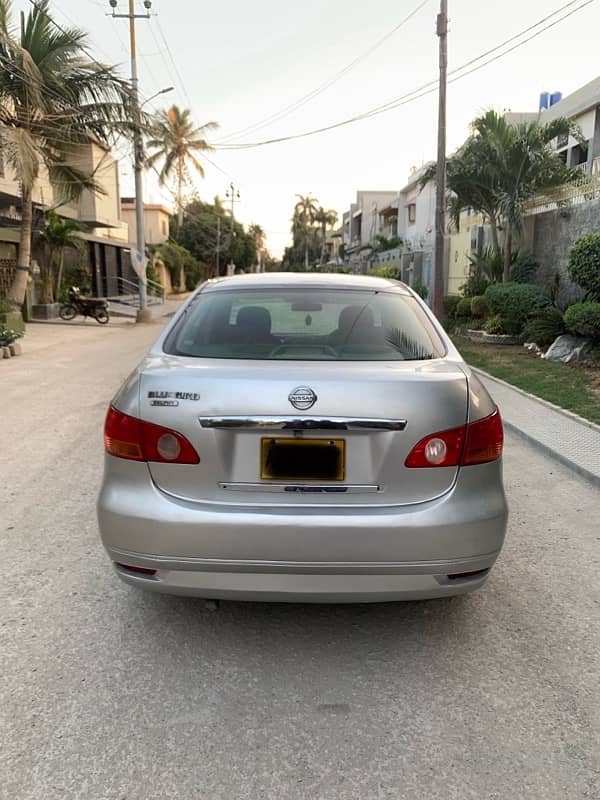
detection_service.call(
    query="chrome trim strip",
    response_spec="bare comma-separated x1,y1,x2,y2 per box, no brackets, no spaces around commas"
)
218,482,380,494
199,416,407,431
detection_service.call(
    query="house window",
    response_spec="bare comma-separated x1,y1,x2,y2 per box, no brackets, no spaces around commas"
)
162,220,167,235
556,132,568,149
407,204,416,224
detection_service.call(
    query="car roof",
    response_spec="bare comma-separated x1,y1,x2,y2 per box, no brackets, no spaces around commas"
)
201,272,412,294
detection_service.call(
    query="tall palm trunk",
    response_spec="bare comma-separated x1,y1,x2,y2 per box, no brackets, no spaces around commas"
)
304,235,309,270
177,157,184,229
503,225,513,283
55,250,65,301
8,186,33,309
320,223,327,264
489,217,501,259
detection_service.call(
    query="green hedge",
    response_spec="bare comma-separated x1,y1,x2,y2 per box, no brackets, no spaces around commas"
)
443,295,461,319
522,308,565,347
564,302,600,340
470,295,490,318
567,234,600,300
484,282,547,335
457,296,473,318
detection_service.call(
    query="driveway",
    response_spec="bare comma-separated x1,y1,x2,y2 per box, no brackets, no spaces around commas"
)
1,320,598,800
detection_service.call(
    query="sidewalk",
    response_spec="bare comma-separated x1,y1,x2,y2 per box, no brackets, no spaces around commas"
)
475,368,600,487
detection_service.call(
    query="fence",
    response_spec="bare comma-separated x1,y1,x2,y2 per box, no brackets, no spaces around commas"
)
524,175,600,215
0,259,16,301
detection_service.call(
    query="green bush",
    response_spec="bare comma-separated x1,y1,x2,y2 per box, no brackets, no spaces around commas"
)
510,253,539,284
0,299,12,314
443,295,461,319
567,234,600,300
522,307,566,347
412,279,429,300
470,295,490,318
564,302,600,340
457,296,474,318
369,265,400,279
484,282,547,335
483,314,506,335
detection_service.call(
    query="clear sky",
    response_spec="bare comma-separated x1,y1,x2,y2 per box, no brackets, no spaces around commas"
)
14,0,600,256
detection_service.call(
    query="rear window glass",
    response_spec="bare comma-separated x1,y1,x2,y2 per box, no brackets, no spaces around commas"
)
163,288,445,361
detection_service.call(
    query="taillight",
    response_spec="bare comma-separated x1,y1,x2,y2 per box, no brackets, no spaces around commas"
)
462,409,504,465
405,409,503,468
104,406,200,464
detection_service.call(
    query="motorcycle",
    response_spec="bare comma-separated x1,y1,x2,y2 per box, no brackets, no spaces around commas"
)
59,287,110,325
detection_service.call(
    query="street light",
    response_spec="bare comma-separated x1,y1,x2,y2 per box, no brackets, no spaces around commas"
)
141,86,174,109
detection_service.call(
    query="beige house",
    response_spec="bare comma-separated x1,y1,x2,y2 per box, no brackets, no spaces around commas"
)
120,201,171,246
0,140,133,302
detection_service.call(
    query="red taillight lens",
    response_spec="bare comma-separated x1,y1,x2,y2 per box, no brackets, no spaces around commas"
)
462,409,504,465
404,425,465,468
405,409,503,468
104,406,200,464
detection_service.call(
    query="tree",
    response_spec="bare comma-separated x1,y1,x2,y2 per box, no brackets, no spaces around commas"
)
421,110,580,281
146,106,218,228
293,194,319,269
173,199,258,276
313,207,338,264
38,211,83,303
248,224,266,271
0,0,133,309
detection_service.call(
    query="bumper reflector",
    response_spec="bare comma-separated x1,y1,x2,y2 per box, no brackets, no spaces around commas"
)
447,568,490,581
115,563,157,577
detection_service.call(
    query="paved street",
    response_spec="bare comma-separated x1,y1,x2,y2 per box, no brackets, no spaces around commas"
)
1,321,599,800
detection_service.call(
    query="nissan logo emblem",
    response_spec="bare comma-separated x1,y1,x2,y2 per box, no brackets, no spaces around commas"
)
288,386,317,411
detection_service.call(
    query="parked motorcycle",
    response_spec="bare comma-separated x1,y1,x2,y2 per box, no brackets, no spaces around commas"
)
59,287,110,324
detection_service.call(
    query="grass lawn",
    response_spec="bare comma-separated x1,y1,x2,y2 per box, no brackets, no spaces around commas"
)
455,337,600,425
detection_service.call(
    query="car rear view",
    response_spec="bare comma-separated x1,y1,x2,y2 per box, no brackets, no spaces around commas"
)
97,273,508,602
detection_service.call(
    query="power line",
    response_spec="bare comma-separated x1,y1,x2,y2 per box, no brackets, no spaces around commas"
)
154,17,194,110
217,0,431,143
214,0,596,151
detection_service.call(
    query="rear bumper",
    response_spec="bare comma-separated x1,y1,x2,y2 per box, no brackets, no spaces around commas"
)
98,457,508,602
109,556,497,602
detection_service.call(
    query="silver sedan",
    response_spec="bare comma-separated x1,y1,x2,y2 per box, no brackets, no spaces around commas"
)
97,273,508,602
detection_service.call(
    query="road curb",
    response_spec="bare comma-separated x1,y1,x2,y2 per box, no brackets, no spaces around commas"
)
502,420,600,488
472,368,600,487
471,367,600,434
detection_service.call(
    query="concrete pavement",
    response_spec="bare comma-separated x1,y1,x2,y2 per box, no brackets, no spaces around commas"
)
1,321,599,800
476,368,600,486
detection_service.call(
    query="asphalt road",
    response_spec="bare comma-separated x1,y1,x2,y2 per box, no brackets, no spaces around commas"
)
1,320,599,800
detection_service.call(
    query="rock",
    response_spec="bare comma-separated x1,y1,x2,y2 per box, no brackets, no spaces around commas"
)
544,334,592,363
2,346,11,359
8,342,22,356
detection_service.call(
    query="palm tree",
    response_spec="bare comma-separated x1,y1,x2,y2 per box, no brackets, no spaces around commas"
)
248,223,266,271
146,106,218,228
0,0,133,309
38,210,83,303
421,110,580,281
313,207,338,264
293,194,319,269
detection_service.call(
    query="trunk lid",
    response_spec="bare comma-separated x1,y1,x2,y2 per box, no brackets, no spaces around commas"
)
138,355,468,508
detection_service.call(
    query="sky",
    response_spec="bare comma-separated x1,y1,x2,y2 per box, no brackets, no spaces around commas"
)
13,0,600,257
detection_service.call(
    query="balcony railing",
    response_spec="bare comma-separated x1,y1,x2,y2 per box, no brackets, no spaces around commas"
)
524,175,600,215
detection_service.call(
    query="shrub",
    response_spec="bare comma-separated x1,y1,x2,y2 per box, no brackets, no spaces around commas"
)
484,282,547,335
564,302,600,340
369,265,400,279
470,295,490,318
567,233,600,300
522,307,566,347
412,279,429,300
0,299,12,314
483,314,506,335
457,296,474,318
443,295,461,319
510,253,539,284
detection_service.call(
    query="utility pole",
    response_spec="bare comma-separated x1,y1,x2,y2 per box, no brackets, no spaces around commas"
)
225,183,240,276
433,0,448,320
109,0,153,322
216,216,221,276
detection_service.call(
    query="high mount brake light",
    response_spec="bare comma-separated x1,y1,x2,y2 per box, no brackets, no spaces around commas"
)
405,410,503,468
104,406,200,464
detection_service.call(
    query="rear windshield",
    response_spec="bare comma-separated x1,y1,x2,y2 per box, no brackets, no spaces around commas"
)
163,288,445,361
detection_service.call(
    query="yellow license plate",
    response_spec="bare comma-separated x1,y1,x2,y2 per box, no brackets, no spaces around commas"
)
260,437,346,482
